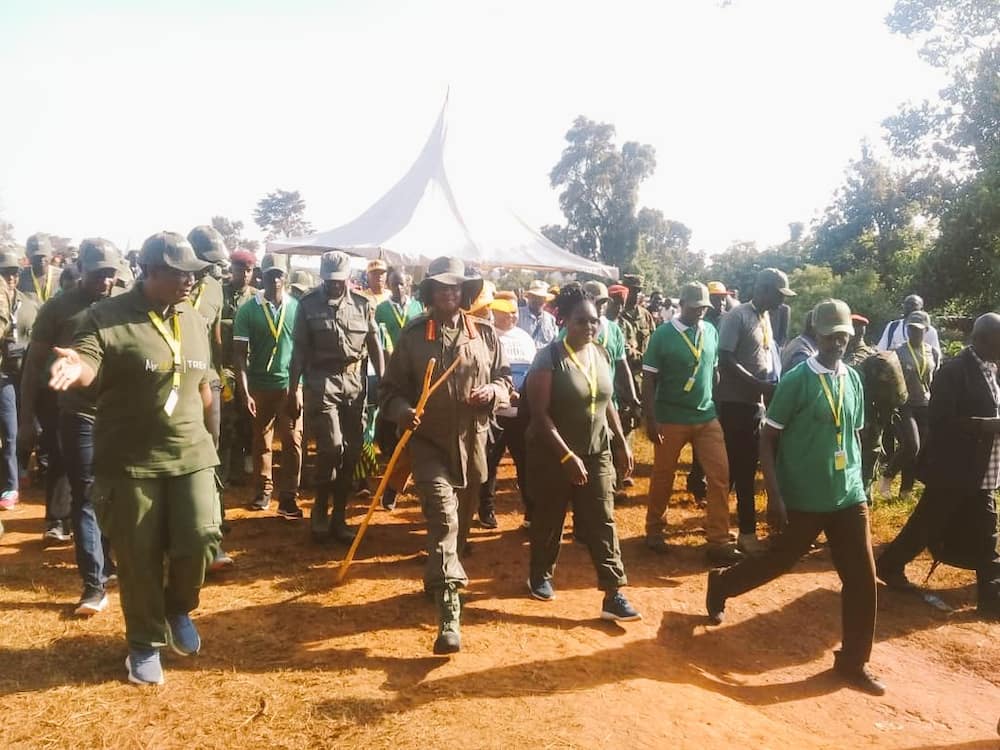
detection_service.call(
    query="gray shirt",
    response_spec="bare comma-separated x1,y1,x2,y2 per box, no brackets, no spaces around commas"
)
716,301,777,404
780,334,817,375
518,306,558,350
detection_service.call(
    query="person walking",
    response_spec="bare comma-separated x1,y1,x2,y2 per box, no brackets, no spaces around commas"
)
642,282,741,564
525,284,640,621
706,299,884,696
0,249,25,510
716,268,794,554
27,239,121,616
48,232,222,686
18,233,61,305
379,256,510,654
518,280,558,349
876,310,936,499
876,294,941,357
289,251,384,544
234,255,303,518
218,250,257,486
876,313,1000,620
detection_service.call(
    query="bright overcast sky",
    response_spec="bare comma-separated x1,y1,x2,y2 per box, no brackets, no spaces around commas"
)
0,0,946,256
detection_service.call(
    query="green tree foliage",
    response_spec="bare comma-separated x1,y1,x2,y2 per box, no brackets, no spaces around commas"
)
211,215,260,254
810,144,933,292
254,189,312,240
786,264,898,339
708,227,811,302
547,117,656,270
631,209,707,294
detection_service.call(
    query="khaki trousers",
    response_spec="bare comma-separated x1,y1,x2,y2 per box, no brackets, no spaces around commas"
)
251,387,303,498
645,419,732,545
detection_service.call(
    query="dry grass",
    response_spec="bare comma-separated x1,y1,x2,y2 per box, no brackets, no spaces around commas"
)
1,436,997,749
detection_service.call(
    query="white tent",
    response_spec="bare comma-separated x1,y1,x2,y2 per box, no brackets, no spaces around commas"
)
268,99,619,279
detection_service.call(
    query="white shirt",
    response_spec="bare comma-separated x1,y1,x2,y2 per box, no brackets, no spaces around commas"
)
877,318,941,354
496,326,535,418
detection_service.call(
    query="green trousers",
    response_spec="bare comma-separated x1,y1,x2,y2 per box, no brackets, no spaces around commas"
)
93,468,222,650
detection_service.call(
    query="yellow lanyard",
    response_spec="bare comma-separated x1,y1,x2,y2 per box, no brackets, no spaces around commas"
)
191,281,205,311
564,339,597,416
760,310,772,349
906,341,927,381
390,300,411,330
261,299,287,372
147,309,183,390
677,324,704,368
817,371,845,449
32,269,52,302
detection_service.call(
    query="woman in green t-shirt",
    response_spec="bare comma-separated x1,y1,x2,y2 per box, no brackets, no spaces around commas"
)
524,284,640,621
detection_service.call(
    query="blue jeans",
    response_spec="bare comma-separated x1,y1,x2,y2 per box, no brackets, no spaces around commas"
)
0,376,17,493
37,388,71,523
60,411,112,592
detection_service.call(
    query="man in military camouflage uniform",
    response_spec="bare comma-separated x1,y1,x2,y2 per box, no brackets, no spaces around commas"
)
289,251,384,544
18,233,62,306
380,256,510,654
219,250,257,485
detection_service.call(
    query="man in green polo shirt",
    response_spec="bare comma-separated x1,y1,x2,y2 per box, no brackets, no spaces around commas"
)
706,298,884,696
48,231,221,687
642,282,740,564
233,255,302,518
374,268,422,354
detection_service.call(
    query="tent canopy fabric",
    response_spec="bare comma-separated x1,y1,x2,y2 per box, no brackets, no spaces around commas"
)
268,99,619,279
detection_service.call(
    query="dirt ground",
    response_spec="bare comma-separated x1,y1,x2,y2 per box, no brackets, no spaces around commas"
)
1,438,998,750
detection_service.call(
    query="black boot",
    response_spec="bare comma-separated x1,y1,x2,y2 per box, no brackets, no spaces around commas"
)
310,487,331,543
331,497,356,545
433,583,462,654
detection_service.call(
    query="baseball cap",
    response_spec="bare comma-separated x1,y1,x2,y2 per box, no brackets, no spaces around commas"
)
851,313,870,325
79,238,121,273
906,310,931,330
139,232,209,273
187,225,229,264
320,251,351,281
261,253,286,276
583,280,610,302
756,268,796,297
289,269,314,293
812,299,853,336
621,274,643,288
367,258,388,273
26,233,54,259
608,284,629,304
679,282,712,309
707,281,728,295
524,279,553,300
0,248,20,270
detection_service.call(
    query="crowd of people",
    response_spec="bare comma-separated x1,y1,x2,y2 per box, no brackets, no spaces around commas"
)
1,227,998,696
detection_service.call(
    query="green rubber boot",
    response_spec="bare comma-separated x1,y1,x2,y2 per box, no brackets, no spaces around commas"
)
433,583,462,655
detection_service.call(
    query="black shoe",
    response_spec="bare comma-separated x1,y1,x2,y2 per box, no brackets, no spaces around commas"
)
381,487,397,511
706,569,726,625
875,560,913,591
833,651,886,696
479,509,498,529
331,520,356,545
706,542,744,567
277,501,303,520
645,536,671,555
249,492,272,511
977,603,1000,621
310,497,331,542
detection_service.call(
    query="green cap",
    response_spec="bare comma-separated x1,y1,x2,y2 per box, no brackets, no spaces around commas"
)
140,231,209,273
812,299,853,336
289,269,314,293
0,248,21,270
261,253,286,276
906,310,930,330
26,233,54,259
756,267,796,297
583,280,609,302
79,238,121,273
319,251,351,281
679,281,711,309
187,225,229,265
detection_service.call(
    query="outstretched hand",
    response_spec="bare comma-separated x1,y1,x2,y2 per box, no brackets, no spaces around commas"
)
49,347,83,391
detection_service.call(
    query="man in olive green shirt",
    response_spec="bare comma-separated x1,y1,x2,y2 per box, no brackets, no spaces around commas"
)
49,232,221,687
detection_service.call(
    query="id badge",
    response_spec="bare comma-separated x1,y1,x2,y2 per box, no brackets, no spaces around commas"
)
834,449,847,471
683,376,696,392
164,388,179,416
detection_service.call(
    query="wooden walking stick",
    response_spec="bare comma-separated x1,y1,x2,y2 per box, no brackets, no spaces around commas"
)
337,356,461,583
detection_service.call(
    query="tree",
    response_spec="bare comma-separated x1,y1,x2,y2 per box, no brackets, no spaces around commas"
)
786,264,898,340
211,215,260,254
631,209,705,293
547,117,656,270
253,189,312,240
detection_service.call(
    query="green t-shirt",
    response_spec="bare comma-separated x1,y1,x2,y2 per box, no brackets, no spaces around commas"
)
31,286,104,417
374,297,424,353
764,358,866,513
529,340,613,457
232,292,298,391
73,283,219,479
642,320,718,425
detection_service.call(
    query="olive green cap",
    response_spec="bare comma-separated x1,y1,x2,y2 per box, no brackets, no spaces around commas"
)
679,281,712,309
140,231,209,273
813,298,853,336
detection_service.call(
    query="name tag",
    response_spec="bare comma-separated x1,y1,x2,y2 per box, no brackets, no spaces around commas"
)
834,450,846,471
164,388,179,416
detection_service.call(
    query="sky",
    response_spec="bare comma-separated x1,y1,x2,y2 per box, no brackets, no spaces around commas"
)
0,0,947,256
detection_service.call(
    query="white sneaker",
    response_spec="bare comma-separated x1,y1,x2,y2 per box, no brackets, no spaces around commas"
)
876,476,893,499
737,532,767,556
74,590,109,616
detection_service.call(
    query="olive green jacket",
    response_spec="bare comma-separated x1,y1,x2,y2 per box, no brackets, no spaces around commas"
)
380,312,511,487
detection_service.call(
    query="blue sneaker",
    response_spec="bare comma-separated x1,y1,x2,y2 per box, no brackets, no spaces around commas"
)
527,578,555,602
166,614,201,656
600,590,642,622
125,649,164,686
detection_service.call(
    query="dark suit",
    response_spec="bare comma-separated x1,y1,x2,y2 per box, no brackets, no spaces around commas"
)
878,347,1000,611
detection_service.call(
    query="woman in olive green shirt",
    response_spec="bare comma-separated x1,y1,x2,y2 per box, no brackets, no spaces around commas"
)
525,284,640,621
